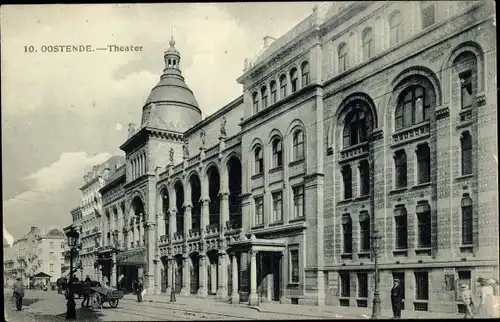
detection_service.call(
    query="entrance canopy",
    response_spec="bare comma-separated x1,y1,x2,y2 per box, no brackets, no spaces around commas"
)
228,233,286,253
116,248,146,267
33,272,51,278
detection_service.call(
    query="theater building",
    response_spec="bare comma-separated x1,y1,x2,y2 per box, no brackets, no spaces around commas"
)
73,1,497,314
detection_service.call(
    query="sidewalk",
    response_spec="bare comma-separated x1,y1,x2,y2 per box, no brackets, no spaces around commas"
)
124,293,463,319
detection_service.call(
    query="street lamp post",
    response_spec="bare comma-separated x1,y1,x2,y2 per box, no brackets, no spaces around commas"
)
371,229,382,319
65,226,79,320
169,234,176,302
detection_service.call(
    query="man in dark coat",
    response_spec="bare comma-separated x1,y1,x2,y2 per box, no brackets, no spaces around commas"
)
12,277,25,311
133,278,143,302
81,276,92,307
391,278,404,319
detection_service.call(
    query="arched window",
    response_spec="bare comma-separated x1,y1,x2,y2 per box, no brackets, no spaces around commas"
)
461,132,473,175
342,165,352,199
362,28,374,61
395,86,430,130
461,196,473,245
342,103,371,148
272,137,283,168
416,143,431,184
254,146,264,174
301,61,310,87
338,42,348,73
292,129,304,161
454,51,477,110
394,150,407,188
279,74,287,98
261,86,268,109
290,68,298,93
252,92,259,114
270,81,278,104
389,10,402,46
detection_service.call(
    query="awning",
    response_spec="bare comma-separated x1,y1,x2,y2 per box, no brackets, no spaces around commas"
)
116,248,146,267
33,272,51,278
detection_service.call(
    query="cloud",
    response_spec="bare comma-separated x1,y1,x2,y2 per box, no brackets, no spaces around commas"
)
116,122,123,131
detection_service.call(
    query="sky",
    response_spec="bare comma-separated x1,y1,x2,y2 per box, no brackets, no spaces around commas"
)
1,2,322,241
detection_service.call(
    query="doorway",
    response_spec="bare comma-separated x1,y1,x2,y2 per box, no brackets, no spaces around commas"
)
190,254,199,294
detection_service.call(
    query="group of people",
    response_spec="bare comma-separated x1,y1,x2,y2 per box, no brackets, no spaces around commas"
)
461,277,499,319
390,277,500,319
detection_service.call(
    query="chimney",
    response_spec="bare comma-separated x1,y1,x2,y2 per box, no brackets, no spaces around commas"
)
30,226,37,233
263,36,276,47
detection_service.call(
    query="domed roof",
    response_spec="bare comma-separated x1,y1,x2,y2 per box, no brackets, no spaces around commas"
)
141,38,202,132
47,228,65,238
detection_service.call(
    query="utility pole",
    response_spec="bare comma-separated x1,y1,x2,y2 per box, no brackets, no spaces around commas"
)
371,229,382,319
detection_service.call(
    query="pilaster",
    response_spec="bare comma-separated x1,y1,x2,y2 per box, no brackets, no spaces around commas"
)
216,249,228,299
180,255,190,296
197,252,208,297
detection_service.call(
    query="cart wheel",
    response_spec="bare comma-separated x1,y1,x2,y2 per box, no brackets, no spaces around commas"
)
91,293,102,309
109,299,119,308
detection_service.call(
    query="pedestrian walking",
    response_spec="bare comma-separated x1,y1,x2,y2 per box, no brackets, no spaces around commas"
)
390,278,404,319
133,278,143,302
12,277,25,311
477,277,496,318
81,276,92,308
460,283,474,318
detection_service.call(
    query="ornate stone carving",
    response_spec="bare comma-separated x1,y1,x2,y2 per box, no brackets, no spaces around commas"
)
182,137,189,158
200,129,206,147
220,116,227,138
169,148,175,163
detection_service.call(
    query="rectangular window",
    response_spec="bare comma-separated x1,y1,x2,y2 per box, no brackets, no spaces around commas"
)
254,197,264,226
357,273,369,298
359,160,370,196
340,272,350,297
460,70,473,109
342,166,353,199
415,271,429,300
271,89,277,104
417,145,431,184
363,40,373,60
417,212,431,248
272,191,283,223
421,5,435,29
292,185,305,219
395,213,408,249
291,78,298,93
49,264,54,273
50,242,54,249
342,215,353,254
262,94,268,109
253,100,259,114
50,252,55,261
395,151,407,188
280,82,287,98
289,249,299,283
339,54,347,73
462,205,473,245
359,214,371,252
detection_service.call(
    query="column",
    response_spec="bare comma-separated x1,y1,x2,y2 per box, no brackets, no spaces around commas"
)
154,259,161,295
231,253,240,304
197,253,208,297
248,250,258,306
111,252,117,287
216,250,228,299
210,260,217,294
166,258,173,295
201,198,210,236
139,216,145,246
157,213,165,238
169,210,177,240
180,255,190,295
219,192,229,233
184,205,192,238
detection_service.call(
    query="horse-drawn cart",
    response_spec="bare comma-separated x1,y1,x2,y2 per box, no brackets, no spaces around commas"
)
89,287,123,309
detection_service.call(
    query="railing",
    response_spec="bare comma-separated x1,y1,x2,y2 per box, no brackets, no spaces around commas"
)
340,141,369,161
187,154,201,167
173,232,183,242
392,122,430,145
188,229,201,239
206,224,219,235
159,235,168,244
225,134,242,147
225,218,242,230
205,145,220,157
172,163,183,173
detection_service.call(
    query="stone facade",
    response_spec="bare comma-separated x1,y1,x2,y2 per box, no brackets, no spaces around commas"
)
70,1,497,314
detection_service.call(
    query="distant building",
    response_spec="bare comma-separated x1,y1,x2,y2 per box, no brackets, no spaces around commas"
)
70,1,498,314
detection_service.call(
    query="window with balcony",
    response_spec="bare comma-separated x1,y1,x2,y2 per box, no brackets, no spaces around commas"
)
394,150,407,188
338,42,348,73
460,70,473,109
416,143,431,184
362,27,374,60
271,191,283,223
342,214,353,254
254,146,264,175
261,86,268,109
270,81,278,104
279,74,287,98
461,196,473,245
290,68,298,93
292,185,305,219
461,132,473,175
415,271,429,300
301,61,310,87
252,92,259,114
394,206,408,249
342,165,353,199
416,201,431,248
389,10,402,46
272,138,283,168
340,272,350,297
359,212,371,252
289,249,299,283
395,86,430,131
254,197,264,226
292,129,304,161
359,159,370,196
